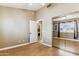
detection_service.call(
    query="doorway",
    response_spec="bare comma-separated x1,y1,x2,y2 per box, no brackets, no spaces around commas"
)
37,21,42,42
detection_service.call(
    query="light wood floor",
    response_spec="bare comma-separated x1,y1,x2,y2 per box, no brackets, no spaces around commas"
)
0,42,78,56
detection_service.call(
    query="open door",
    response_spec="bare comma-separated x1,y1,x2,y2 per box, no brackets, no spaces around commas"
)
30,20,38,43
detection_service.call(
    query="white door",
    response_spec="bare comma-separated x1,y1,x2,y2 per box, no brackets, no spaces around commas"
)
30,20,37,43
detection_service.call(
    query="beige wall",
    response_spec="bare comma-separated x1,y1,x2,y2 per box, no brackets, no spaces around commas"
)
36,3,79,45
0,6,35,48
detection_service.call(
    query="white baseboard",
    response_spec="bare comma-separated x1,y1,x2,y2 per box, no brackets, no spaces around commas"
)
0,43,30,51
40,42,52,47
30,41,38,44
0,42,52,51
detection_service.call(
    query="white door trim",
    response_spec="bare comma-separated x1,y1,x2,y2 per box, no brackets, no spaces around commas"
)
30,20,38,43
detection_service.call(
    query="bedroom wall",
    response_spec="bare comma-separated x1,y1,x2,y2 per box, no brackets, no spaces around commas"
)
0,6,35,48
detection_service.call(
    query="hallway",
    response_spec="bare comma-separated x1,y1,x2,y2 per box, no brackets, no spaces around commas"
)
0,43,77,56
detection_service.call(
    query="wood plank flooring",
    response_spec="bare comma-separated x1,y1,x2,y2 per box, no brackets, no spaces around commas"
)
0,42,77,56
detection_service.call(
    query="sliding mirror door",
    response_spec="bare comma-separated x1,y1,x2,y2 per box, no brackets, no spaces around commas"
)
53,19,79,39
53,21,59,37
77,20,79,39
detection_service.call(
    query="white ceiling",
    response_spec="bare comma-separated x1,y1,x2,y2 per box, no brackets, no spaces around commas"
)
0,3,48,11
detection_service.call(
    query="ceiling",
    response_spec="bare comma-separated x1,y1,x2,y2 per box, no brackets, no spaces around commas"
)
0,3,48,11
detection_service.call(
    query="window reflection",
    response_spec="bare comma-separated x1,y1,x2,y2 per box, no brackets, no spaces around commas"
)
60,21,74,39
60,22,74,33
